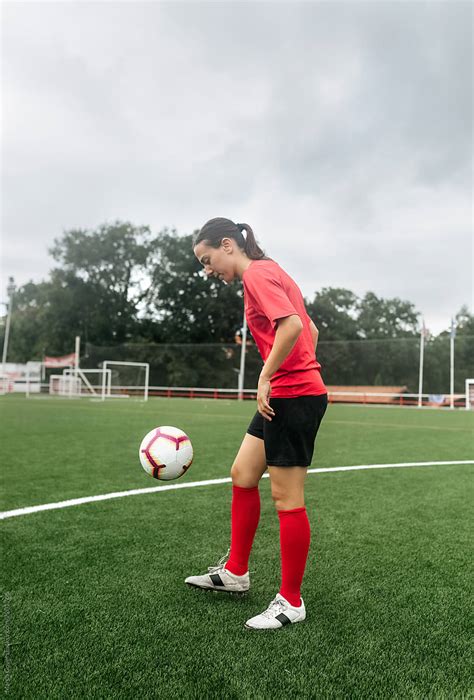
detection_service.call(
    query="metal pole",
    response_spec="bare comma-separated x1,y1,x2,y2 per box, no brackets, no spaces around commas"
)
238,312,247,401
74,336,80,377
144,363,149,402
450,318,455,410
1,277,16,378
418,320,425,408
101,365,107,402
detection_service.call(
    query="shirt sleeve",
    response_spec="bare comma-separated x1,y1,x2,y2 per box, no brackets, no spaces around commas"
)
245,267,299,329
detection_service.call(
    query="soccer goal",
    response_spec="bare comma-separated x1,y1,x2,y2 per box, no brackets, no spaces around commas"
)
49,374,82,397
465,379,474,410
101,361,149,401
63,368,112,397
0,377,13,395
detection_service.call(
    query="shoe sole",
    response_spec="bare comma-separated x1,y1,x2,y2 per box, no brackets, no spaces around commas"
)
244,622,303,630
244,616,305,630
185,582,249,594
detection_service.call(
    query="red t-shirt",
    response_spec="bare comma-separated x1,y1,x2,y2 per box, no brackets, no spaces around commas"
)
242,259,327,398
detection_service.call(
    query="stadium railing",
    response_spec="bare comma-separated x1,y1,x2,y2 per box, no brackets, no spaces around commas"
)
28,383,467,408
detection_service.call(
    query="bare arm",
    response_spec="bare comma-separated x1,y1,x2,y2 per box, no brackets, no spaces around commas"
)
258,314,303,420
308,318,319,353
260,315,303,381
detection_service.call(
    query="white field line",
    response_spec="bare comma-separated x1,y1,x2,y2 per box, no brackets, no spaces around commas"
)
1,460,473,521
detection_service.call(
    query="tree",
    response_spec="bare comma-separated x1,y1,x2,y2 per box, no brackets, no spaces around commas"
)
1,222,156,360
2,220,471,393
425,306,474,392
0,280,51,361
305,288,358,384
306,288,359,341
146,230,244,343
357,292,419,339
453,305,474,337
306,288,421,387
49,221,154,343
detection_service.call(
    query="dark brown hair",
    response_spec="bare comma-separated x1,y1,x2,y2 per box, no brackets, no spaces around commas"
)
192,217,269,260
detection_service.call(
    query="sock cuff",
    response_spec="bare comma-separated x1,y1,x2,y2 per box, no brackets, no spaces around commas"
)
232,484,259,493
278,506,307,517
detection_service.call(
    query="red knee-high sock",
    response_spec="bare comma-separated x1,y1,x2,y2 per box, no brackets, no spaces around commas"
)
225,485,261,576
278,506,311,607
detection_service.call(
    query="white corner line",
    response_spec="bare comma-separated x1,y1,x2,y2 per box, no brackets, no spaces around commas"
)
1,460,473,521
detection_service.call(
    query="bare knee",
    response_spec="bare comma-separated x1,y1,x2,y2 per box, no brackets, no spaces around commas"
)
269,466,307,511
230,462,262,489
230,434,267,488
271,488,305,511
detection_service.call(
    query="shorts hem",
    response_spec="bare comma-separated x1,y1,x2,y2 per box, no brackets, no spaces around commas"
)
267,462,311,468
246,429,263,440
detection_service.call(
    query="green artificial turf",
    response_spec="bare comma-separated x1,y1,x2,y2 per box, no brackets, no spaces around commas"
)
1,396,473,698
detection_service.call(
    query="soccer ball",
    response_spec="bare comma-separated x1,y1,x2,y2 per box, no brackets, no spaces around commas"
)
139,426,193,481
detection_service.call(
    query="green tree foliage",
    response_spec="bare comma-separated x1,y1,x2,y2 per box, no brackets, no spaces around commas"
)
357,292,419,339
307,288,421,386
306,288,359,384
451,306,474,391
49,221,153,344
306,288,419,340
0,273,97,361
1,223,153,359
353,293,420,387
146,230,244,343
1,221,472,393
423,306,474,392
453,305,474,336
306,288,359,341
1,280,50,361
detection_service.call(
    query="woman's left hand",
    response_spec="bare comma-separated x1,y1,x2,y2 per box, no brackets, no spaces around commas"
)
257,375,275,421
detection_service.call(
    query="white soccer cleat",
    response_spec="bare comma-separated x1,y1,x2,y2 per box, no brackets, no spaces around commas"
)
185,549,250,593
244,593,306,630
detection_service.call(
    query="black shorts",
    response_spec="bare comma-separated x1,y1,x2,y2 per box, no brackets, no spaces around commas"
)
246,394,328,467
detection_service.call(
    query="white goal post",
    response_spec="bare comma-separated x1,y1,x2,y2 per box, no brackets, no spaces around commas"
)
63,367,112,397
465,379,474,410
49,374,81,397
101,361,149,401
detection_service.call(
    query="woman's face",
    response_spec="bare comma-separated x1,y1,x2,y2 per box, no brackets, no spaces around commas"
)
194,239,236,283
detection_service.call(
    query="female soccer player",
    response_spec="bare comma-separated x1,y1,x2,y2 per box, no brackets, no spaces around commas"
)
185,217,327,631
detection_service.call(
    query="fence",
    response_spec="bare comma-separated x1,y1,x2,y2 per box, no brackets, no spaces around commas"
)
84,335,474,396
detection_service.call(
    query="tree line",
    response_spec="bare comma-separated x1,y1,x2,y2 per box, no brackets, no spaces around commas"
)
1,222,472,392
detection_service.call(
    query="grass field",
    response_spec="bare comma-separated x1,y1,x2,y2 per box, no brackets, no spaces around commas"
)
1,395,473,699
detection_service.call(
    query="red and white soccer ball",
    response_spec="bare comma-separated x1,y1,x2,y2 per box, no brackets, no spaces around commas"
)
139,426,193,481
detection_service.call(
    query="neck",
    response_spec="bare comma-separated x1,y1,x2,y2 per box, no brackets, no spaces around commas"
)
235,254,254,279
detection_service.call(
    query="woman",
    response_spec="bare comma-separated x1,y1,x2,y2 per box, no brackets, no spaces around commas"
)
185,217,327,631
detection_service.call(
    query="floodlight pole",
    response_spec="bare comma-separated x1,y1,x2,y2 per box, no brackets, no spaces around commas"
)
238,312,247,401
417,320,426,408
1,277,16,377
450,318,456,410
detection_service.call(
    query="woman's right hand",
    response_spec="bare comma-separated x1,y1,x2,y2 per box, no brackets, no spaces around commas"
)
257,375,275,421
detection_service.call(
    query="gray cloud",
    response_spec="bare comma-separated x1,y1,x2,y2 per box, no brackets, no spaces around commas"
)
1,1,472,335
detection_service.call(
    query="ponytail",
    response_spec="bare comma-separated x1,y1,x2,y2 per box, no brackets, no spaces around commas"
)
193,217,269,260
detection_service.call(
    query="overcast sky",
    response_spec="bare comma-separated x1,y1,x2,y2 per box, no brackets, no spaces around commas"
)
1,1,472,335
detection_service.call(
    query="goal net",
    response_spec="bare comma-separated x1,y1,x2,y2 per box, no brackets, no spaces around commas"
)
49,374,82,396
101,361,149,401
63,368,112,397
0,377,13,395
465,379,474,409
48,369,112,397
